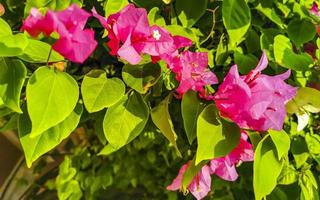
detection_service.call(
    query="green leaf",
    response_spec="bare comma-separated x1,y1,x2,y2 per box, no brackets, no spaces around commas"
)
291,136,310,168
0,58,27,113
151,94,181,156
256,2,285,28
26,67,79,137
287,19,316,47
104,0,128,17
103,92,149,150
122,63,161,94
56,157,83,200
234,53,259,74
196,104,241,165
278,164,298,185
165,25,197,42
148,7,166,26
222,0,251,46
274,35,313,71
18,39,64,63
0,18,12,37
215,34,229,66
181,91,205,144
269,129,291,160
81,70,125,113
286,87,320,114
175,0,207,27
0,34,28,57
305,133,320,155
19,104,83,167
254,136,283,200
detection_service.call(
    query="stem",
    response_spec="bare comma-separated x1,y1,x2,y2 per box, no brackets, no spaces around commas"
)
200,7,219,46
46,47,53,67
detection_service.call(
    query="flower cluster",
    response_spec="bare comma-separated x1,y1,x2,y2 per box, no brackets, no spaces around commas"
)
22,4,97,63
92,4,218,97
167,132,254,200
22,4,298,200
214,52,297,131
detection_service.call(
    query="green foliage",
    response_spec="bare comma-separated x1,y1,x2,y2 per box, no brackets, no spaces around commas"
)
19,104,83,167
81,70,125,113
122,63,161,94
0,58,26,112
181,91,205,144
175,0,207,28
18,39,64,63
274,35,313,71
103,92,149,151
196,104,240,164
254,136,283,200
151,94,181,156
0,0,319,199
104,0,128,17
26,67,79,137
222,0,251,46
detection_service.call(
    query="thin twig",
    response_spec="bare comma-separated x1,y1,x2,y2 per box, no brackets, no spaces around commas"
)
200,7,220,46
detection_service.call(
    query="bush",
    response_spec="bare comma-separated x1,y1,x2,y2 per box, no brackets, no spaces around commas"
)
0,0,320,199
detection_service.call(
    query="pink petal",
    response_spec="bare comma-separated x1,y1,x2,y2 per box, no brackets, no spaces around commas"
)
166,163,189,191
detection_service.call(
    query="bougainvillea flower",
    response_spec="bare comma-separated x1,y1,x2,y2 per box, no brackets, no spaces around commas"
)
22,4,97,63
92,4,192,64
210,132,254,181
167,162,211,200
310,2,320,17
214,52,297,131
166,51,218,98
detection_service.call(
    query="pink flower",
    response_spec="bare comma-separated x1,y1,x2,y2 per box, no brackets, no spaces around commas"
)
310,2,320,17
167,162,211,200
214,52,297,131
166,51,218,98
210,132,254,181
93,4,192,64
22,4,97,63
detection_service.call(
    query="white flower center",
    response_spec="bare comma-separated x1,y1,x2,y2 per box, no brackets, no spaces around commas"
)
152,30,161,40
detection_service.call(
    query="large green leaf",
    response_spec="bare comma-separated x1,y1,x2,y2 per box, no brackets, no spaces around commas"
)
26,67,79,137
0,18,12,37
256,2,285,28
274,35,313,71
234,53,259,74
287,19,316,47
286,87,320,114
196,104,241,165
269,130,291,160
104,0,128,17
148,7,166,26
81,70,125,113
222,0,251,46
175,0,207,27
151,94,181,156
254,136,283,200
19,104,83,167
181,91,205,144
122,63,161,94
18,39,64,63
103,92,149,150
0,34,28,57
0,58,27,113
